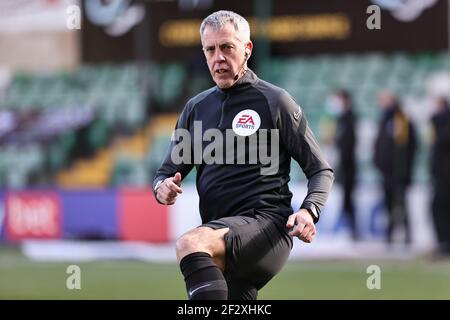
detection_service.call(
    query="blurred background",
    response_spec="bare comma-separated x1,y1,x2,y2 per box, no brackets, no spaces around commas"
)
1,0,450,299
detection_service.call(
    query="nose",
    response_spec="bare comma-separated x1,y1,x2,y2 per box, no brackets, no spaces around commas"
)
213,49,226,63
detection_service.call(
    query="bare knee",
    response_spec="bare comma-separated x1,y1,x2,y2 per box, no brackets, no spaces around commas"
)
176,231,203,262
175,227,229,268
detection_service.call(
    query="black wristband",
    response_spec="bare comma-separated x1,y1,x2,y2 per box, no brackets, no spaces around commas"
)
300,204,319,224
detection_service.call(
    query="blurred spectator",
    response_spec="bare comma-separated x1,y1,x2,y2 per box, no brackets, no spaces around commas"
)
374,90,417,246
430,96,450,256
332,90,358,240
0,110,17,141
182,51,212,106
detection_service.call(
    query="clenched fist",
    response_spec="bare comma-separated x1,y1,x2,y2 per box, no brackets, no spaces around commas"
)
286,209,316,243
155,172,183,205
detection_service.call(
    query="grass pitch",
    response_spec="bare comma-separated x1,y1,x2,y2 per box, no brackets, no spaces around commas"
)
1,246,450,300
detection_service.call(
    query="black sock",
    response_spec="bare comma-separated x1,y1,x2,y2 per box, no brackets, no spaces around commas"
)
179,252,228,300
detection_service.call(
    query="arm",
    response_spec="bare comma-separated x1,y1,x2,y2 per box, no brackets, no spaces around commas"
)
152,101,195,205
277,91,334,242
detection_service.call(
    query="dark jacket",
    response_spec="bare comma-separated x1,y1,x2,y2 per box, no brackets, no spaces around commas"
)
153,69,334,223
374,105,417,187
430,106,450,185
335,109,356,184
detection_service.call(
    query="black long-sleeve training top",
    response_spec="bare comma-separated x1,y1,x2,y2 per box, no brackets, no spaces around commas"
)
153,69,334,224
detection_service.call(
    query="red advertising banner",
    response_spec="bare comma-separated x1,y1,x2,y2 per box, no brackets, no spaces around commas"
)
5,192,61,241
118,189,169,242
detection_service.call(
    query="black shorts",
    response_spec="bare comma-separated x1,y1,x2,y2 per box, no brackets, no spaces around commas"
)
202,210,293,300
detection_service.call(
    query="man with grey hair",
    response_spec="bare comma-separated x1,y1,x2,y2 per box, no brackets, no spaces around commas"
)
153,10,334,300
199,10,252,88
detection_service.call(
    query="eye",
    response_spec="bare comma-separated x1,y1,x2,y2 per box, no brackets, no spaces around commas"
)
204,47,215,54
219,44,234,54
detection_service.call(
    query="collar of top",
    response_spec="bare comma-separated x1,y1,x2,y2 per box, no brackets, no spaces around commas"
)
216,68,258,94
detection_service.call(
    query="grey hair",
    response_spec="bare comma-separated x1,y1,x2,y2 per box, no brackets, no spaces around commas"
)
200,10,250,44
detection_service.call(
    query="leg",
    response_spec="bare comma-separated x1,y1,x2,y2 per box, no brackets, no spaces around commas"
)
384,184,395,244
226,276,258,300
179,213,292,300
176,227,229,300
215,214,292,295
432,191,445,247
343,179,357,240
398,187,411,244
176,226,229,270
443,196,450,254
434,188,450,255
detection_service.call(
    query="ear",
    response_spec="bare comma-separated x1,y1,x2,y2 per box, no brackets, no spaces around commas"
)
244,41,253,58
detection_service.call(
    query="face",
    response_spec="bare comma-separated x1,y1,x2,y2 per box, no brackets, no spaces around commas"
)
377,91,395,109
201,23,252,89
435,97,447,113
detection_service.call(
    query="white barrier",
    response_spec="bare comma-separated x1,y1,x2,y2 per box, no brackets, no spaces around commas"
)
169,183,437,258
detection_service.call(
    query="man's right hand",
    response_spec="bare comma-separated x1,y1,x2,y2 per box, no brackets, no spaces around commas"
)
156,172,183,205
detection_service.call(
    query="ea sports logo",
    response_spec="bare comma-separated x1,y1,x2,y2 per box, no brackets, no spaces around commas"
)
232,109,261,136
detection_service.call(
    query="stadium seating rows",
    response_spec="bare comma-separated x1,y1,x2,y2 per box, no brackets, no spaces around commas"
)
0,52,449,187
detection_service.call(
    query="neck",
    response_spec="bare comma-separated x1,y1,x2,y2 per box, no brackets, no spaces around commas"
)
234,65,247,81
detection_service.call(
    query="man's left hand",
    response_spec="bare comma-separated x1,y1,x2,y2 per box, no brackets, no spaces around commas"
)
286,209,316,243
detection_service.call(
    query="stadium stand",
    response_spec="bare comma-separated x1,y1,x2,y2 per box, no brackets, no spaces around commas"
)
0,52,449,188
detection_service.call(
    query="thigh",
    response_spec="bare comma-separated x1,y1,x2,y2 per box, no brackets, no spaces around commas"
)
203,214,292,290
176,226,229,271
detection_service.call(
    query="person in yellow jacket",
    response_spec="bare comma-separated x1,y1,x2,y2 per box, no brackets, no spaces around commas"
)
374,90,417,246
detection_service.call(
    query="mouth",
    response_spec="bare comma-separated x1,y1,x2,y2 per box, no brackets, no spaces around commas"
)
215,68,229,75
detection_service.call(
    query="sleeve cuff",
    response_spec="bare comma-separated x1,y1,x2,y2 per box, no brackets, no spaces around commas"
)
153,178,165,204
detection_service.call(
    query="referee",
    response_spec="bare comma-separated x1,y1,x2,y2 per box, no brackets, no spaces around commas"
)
153,10,334,300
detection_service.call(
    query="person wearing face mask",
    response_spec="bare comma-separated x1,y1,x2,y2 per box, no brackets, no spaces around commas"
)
332,90,358,241
152,10,334,300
